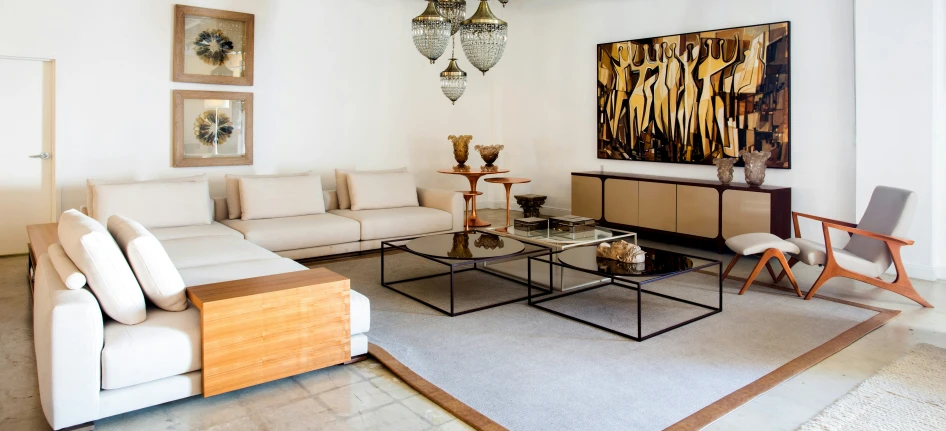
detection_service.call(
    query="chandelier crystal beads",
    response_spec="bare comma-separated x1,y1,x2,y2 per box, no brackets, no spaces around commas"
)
434,0,467,36
412,0,452,64
460,0,508,75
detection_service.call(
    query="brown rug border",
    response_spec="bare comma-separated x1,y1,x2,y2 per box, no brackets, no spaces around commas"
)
316,254,901,431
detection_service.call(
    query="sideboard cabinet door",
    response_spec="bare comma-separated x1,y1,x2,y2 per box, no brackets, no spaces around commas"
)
638,182,676,232
722,190,771,239
572,176,602,220
604,179,639,226
677,185,719,238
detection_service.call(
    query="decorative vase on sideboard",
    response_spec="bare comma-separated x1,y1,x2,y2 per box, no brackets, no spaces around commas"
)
713,158,737,185
740,150,771,186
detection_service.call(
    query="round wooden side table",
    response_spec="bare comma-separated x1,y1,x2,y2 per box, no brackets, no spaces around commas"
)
437,168,510,227
484,177,532,229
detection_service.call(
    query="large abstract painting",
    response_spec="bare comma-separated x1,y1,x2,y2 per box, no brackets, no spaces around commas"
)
597,22,790,168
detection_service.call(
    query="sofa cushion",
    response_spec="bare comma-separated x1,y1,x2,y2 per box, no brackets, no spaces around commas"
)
347,172,419,211
335,167,407,210
87,175,206,220
108,216,188,312
330,207,453,241
149,222,244,241
178,258,307,287
239,175,326,220
225,171,311,220
58,210,146,325
101,306,201,390
93,180,212,229
351,290,370,335
47,243,87,290
160,236,281,269
221,213,361,252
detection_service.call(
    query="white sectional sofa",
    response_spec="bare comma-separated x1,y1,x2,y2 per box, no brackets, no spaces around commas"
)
34,172,463,430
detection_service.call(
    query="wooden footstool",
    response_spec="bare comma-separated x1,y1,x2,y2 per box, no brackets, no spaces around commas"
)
722,233,803,297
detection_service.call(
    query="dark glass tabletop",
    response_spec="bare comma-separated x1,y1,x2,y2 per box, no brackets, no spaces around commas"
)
557,245,694,277
406,232,525,260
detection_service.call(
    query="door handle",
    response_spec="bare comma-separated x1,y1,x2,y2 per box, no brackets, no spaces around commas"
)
28,152,50,160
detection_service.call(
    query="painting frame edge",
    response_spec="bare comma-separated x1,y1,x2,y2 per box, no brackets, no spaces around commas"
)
172,4,255,86
172,89,254,168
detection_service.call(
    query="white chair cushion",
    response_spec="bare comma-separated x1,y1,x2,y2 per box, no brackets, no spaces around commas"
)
93,180,212,229
108,215,188,312
47,243,86,290
178,258,307,287
330,207,453,241
348,172,419,211
725,233,800,256
101,306,201,390
57,210,146,325
335,167,407,210
87,175,206,220
160,236,281,269
225,171,311,220
787,237,888,278
239,175,326,220
221,213,361,252
351,290,370,335
149,222,244,242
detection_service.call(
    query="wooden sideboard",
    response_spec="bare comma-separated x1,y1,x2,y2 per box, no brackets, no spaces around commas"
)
572,172,791,250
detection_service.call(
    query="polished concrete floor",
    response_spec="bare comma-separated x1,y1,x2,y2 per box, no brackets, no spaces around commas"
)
2,208,944,430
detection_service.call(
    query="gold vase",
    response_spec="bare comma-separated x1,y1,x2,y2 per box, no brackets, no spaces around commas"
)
449,135,472,169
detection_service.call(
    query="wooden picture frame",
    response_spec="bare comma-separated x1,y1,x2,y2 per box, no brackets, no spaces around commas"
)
173,90,253,168
173,5,255,86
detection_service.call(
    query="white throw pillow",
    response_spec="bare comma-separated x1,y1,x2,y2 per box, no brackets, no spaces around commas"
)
47,243,87,290
108,215,188,312
348,172,419,211
87,175,206,220
58,210,146,325
240,175,327,220
93,180,212,229
335,167,408,210
225,171,311,220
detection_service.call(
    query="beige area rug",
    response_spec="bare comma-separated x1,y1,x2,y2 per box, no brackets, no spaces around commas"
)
313,253,900,431
798,343,946,431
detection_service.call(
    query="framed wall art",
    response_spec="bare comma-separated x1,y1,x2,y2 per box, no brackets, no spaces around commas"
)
597,22,790,168
172,90,253,167
173,5,255,86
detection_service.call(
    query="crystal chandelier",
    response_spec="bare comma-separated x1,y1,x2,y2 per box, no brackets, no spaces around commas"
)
434,0,466,36
460,0,508,75
412,0,452,64
440,38,468,104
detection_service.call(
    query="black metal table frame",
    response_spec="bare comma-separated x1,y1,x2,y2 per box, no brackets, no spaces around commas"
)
381,234,554,317
527,251,723,341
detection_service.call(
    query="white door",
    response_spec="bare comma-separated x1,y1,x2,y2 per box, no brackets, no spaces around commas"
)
0,58,56,255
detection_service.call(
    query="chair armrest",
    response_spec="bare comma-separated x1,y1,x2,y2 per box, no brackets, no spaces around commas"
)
212,197,228,222
418,188,464,232
33,254,103,430
822,222,915,246
792,211,857,239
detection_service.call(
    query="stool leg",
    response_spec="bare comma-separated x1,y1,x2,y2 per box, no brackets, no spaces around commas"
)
775,257,798,283
739,249,779,295
773,252,803,297
722,254,741,280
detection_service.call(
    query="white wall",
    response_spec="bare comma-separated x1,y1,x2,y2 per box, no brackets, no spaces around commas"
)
855,0,946,280
0,0,497,211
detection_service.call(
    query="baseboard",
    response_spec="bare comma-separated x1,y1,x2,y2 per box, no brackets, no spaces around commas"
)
895,262,944,282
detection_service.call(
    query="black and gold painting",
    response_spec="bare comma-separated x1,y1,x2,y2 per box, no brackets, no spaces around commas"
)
597,22,790,168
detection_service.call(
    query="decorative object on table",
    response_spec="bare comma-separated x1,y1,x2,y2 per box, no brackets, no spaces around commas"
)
473,233,504,250
722,232,802,297
460,191,482,231
549,215,596,240
595,240,646,264
484,177,531,229
475,144,504,168
173,90,253,167
447,232,474,259
596,22,790,168
438,167,510,227
412,0,451,64
174,5,254,86
740,150,771,186
461,0,509,75
449,134,472,168
515,194,547,218
513,217,547,237
713,157,737,185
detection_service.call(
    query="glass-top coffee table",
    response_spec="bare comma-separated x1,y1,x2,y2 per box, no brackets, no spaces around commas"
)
381,232,552,316
527,245,722,341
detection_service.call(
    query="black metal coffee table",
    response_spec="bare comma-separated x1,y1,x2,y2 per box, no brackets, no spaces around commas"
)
381,232,552,316
527,245,722,341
